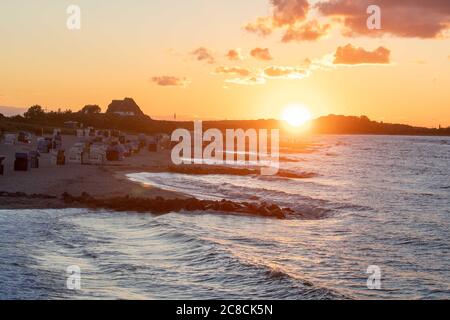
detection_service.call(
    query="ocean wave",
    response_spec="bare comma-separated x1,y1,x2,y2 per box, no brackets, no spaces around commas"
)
127,172,370,220
225,255,346,299
65,218,345,299
167,231,345,299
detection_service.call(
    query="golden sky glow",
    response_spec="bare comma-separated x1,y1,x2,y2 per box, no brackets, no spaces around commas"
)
0,0,449,127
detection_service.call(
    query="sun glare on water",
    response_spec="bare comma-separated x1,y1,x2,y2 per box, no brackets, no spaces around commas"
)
282,105,312,127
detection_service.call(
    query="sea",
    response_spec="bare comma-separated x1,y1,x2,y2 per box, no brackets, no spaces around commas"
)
0,135,449,299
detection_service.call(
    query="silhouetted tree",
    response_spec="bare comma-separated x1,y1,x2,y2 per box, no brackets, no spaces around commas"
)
80,104,101,114
24,105,45,119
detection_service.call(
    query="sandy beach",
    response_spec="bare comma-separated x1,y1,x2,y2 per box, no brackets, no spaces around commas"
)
0,134,186,209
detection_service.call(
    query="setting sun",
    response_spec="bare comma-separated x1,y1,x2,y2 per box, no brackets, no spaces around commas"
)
282,105,312,127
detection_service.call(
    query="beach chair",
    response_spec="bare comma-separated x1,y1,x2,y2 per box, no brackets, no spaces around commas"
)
138,134,147,148
159,134,170,150
106,144,124,161
76,129,85,138
4,134,16,145
52,132,62,150
37,138,49,153
84,127,94,137
18,131,31,144
14,153,29,171
148,143,157,152
89,149,106,165
45,137,53,151
0,156,5,175
50,150,65,166
106,149,118,161
68,143,85,164
29,151,40,168
130,141,140,153
148,136,158,152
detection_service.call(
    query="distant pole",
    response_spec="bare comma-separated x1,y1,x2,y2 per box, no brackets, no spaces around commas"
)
174,113,176,121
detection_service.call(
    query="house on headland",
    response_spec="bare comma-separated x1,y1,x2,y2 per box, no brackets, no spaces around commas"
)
106,98,144,117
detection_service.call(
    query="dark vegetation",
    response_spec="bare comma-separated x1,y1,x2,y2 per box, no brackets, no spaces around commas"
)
1,101,449,136
312,115,450,136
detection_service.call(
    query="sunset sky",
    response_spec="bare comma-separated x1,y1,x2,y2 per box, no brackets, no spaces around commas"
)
1,0,449,127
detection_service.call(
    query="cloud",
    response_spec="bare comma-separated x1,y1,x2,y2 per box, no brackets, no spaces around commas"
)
225,49,244,61
272,0,310,27
316,0,450,39
244,0,311,38
244,17,274,37
264,66,310,79
215,66,264,86
243,0,335,44
191,47,215,64
218,65,311,86
333,44,391,65
282,20,331,42
152,76,191,87
250,48,273,61
225,76,267,86
246,0,450,41
214,66,252,77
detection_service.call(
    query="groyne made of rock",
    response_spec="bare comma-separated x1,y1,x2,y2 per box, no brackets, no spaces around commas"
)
0,190,296,219
62,192,292,219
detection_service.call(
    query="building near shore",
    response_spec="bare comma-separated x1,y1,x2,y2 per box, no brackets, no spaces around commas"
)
106,98,144,117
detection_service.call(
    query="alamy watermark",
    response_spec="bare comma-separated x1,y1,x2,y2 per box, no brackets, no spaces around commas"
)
66,5,81,30
66,265,81,290
367,265,382,290
171,121,279,176
367,5,382,30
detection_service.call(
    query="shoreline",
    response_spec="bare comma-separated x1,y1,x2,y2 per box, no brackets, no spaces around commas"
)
0,134,291,218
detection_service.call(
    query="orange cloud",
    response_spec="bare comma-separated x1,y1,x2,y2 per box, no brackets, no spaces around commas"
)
152,76,191,87
247,0,450,42
244,1,311,38
191,47,215,64
250,48,273,61
225,76,266,86
333,44,391,65
282,20,331,42
264,66,310,79
272,0,310,27
316,0,450,38
225,49,244,61
244,17,274,37
214,66,252,77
